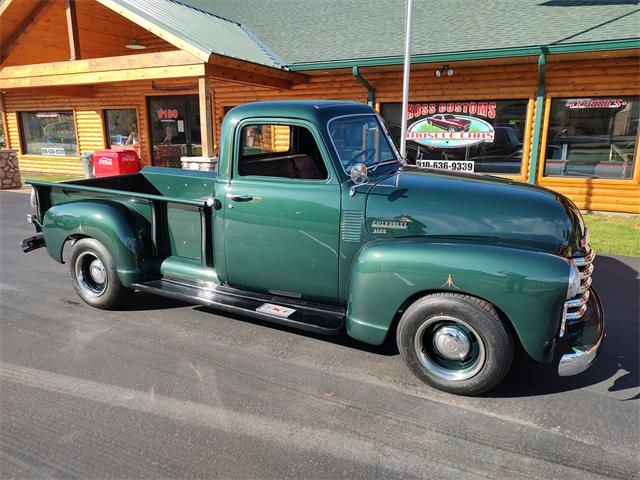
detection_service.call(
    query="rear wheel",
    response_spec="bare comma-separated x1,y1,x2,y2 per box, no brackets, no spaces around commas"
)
397,293,513,395
69,238,133,309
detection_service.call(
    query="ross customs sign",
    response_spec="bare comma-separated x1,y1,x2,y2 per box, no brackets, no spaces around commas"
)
406,102,496,149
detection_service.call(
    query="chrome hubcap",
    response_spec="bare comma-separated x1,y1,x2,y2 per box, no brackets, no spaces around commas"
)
433,325,470,360
75,252,107,297
89,259,106,284
414,316,486,382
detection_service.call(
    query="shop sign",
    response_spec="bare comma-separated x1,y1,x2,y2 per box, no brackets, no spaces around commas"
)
156,108,179,120
565,98,627,109
407,114,494,149
405,101,497,149
407,102,497,120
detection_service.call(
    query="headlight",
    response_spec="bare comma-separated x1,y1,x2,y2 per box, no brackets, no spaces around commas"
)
566,260,581,299
29,187,37,209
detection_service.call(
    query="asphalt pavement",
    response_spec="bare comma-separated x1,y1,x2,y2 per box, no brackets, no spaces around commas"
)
0,190,638,479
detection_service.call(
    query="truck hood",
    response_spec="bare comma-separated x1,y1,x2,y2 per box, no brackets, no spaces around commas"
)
364,166,585,255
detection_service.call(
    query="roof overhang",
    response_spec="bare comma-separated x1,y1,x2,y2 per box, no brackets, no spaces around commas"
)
287,38,640,71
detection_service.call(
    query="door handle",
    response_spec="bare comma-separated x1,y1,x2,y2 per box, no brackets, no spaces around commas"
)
226,193,254,202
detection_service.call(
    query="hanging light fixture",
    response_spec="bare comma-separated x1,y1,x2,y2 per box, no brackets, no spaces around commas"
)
125,38,146,50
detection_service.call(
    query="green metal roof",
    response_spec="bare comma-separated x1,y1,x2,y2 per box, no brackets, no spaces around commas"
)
176,0,640,67
99,0,283,68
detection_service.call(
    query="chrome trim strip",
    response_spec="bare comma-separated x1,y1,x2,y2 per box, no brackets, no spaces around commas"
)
566,304,588,320
573,249,595,267
565,290,590,309
579,276,593,294
579,263,594,279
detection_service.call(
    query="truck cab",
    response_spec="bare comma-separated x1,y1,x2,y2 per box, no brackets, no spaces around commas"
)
23,100,604,396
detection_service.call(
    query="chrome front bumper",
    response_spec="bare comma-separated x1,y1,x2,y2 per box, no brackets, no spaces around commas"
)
558,287,605,376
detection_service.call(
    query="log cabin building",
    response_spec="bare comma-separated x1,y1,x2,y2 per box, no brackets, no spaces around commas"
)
0,0,638,212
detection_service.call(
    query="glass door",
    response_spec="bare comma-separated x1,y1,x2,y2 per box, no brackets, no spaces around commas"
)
147,95,201,167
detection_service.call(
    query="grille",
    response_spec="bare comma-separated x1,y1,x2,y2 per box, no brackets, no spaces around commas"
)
562,248,595,333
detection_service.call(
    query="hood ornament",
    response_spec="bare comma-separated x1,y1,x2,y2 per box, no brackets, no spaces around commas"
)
441,274,460,290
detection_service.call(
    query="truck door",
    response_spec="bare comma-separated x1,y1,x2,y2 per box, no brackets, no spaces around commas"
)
223,121,341,304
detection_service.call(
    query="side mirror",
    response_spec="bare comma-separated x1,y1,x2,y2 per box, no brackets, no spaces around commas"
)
349,163,368,196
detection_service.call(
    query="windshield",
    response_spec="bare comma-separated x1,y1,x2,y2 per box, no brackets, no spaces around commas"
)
328,114,399,173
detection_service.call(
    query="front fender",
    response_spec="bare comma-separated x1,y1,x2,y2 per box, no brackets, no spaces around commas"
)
42,200,152,286
346,239,570,363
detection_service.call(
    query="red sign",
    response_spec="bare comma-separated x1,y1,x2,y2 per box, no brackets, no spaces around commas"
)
565,99,626,109
157,108,179,120
408,102,497,120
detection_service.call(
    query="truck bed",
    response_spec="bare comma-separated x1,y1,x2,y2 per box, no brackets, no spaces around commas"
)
28,167,217,206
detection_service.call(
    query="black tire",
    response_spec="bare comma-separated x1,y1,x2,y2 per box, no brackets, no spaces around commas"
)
396,293,513,396
69,238,133,310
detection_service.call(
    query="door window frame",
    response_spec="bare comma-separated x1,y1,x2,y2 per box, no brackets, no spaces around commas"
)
231,117,338,184
146,94,200,166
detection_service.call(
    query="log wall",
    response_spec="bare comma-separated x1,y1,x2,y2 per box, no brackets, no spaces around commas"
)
2,53,638,212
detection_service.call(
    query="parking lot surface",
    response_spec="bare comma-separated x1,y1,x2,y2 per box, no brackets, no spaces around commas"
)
1,190,638,479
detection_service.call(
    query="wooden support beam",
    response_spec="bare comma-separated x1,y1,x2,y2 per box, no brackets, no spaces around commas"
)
0,51,205,89
65,0,81,61
0,0,50,64
206,55,308,90
0,93,11,149
198,76,214,158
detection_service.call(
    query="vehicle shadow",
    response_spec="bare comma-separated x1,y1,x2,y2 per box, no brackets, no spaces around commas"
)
488,255,639,399
192,305,400,356
121,291,190,311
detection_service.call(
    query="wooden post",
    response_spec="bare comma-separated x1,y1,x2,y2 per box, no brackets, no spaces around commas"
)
65,0,81,61
0,93,11,149
198,76,215,158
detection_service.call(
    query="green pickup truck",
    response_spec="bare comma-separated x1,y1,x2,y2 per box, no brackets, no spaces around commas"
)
23,100,603,395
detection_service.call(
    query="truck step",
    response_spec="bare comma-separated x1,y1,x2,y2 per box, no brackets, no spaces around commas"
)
132,277,345,335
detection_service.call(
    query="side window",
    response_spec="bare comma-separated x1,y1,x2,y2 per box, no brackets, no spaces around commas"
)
238,124,328,180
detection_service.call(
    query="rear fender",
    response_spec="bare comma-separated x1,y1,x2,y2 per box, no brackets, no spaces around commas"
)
42,200,152,286
346,239,570,363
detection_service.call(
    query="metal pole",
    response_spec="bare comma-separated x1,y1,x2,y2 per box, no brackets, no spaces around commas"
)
399,0,414,160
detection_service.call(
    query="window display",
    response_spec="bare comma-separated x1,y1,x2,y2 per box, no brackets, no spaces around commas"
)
382,100,529,174
105,109,139,153
543,96,638,179
19,111,78,157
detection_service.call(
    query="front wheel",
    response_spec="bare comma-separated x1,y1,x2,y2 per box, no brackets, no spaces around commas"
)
69,238,133,309
397,293,514,395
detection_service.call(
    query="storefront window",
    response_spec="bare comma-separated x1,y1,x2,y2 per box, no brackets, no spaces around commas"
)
105,109,139,153
543,96,639,180
19,111,78,157
382,100,529,174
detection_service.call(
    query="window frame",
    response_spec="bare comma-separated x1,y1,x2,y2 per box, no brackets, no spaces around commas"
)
232,118,336,183
326,113,401,177
18,109,79,158
379,99,534,181
103,108,140,150
537,96,640,187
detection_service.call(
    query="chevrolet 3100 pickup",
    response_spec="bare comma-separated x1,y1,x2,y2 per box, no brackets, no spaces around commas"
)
22,100,604,395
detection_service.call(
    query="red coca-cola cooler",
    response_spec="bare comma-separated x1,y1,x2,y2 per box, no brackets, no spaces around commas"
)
93,150,140,177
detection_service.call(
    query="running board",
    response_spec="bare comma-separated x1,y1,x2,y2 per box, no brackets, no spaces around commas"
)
132,277,345,335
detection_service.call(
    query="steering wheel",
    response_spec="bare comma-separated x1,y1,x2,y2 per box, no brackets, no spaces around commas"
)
350,147,377,164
